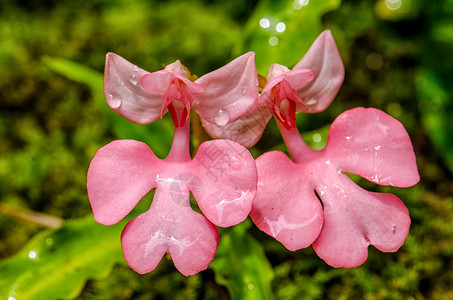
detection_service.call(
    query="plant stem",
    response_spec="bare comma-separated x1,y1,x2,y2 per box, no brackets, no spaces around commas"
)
0,203,63,228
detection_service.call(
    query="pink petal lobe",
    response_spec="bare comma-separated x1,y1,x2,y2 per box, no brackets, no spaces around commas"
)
87,140,161,225
250,151,323,251
327,108,420,187
104,53,166,124
293,30,345,113
201,104,272,148
194,52,259,125
121,186,219,276
313,174,410,268
191,139,257,227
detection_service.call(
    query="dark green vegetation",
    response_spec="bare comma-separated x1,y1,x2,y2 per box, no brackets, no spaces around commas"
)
1,0,452,299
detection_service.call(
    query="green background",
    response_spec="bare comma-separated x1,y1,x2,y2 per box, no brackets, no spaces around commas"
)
0,0,452,299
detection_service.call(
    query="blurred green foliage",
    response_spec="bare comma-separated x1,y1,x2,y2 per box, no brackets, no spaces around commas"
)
1,0,453,299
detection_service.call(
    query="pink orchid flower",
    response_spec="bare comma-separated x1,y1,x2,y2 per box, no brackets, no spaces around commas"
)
202,30,345,147
88,53,259,275
250,107,420,267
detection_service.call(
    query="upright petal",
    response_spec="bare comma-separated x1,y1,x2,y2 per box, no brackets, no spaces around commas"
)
194,52,259,125
327,108,420,187
191,139,257,227
250,151,324,251
202,104,272,148
313,174,410,268
104,53,167,124
87,140,161,225
293,30,345,113
121,186,219,276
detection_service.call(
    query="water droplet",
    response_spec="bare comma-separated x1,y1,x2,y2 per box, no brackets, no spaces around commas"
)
259,18,270,29
269,36,278,46
385,0,401,10
45,237,54,246
248,284,254,289
293,0,309,9
305,98,317,105
120,81,125,86
276,22,286,33
132,65,140,72
392,224,396,233
312,133,321,143
28,250,37,259
130,75,138,85
374,145,381,150
241,86,247,94
108,94,122,109
214,109,230,126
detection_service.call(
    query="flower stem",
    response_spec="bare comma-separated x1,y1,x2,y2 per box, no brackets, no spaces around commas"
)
166,110,191,162
276,119,315,164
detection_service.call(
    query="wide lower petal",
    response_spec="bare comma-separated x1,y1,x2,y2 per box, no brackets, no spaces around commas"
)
293,30,344,113
104,53,166,124
250,151,323,251
87,140,161,225
313,174,410,268
194,52,259,125
121,187,219,276
201,104,272,148
191,139,257,227
326,107,420,187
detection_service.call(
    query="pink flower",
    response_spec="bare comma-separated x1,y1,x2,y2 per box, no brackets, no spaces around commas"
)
104,52,259,127
88,53,259,275
250,108,420,267
202,30,345,147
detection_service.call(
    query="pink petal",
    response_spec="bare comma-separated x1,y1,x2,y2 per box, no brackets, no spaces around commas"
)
293,30,345,113
260,68,315,104
327,108,420,187
141,61,205,96
201,104,272,148
121,187,219,276
313,174,410,268
87,140,161,225
194,52,259,125
250,151,324,251
191,139,257,227
104,53,168,124
284,69,316,91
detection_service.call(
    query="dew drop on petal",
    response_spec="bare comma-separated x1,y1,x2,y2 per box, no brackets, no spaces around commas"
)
130,75,138,85
108,94,122,109
241,86,247,94
214,109,230,126
120,81,125,86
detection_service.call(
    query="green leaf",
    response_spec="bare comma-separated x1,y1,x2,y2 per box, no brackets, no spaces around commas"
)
210,219,275,300
234,0,341,74
44,57,173,158
0,217,124,300
0,194,152,300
